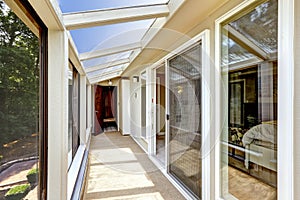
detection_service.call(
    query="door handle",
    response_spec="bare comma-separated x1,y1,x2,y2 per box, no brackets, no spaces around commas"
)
166,114,170,120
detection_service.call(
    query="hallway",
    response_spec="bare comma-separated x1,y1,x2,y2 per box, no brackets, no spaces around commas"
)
83,132,185,200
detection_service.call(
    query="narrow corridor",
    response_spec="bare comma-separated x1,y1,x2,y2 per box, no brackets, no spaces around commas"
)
83,132,185,200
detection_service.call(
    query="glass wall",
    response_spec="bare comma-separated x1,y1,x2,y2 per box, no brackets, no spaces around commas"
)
220,0,278,199
0,1,43,198
168,44,202,198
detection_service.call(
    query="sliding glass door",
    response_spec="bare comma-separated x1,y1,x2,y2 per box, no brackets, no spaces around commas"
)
167,44,202,198
219,0,278,199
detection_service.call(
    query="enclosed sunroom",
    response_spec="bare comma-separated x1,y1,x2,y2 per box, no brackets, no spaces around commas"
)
0,0,299,199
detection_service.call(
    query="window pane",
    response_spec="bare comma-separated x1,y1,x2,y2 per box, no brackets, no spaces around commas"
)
220,0,277,199
0,2,40,199
72,68,80,158
168,44,202,198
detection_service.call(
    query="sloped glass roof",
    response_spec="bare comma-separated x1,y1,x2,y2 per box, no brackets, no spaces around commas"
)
59,0,169,13
70,19,154,53
57,0,171,83
83,52,131,68
87,64,125,77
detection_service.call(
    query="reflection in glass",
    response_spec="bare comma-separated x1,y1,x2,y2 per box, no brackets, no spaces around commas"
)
220,0,277,199
72,68,80,159
0,1,39,199
168,44,201,198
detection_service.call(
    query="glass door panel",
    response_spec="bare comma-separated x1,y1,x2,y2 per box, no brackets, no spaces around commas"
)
220,0,278,199
168,44,202,198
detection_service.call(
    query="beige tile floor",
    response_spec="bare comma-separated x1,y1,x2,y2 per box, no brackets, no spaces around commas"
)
83,132,185,200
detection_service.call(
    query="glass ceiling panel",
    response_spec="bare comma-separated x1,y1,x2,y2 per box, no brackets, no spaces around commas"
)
71,19,154,54
88,64,125,77
229,0,277,54
59,0,169,13
83,51,131,68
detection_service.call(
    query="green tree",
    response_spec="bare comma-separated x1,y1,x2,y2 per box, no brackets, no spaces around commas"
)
0,0,39,146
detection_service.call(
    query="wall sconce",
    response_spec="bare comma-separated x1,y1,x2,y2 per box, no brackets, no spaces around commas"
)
132,76,139,83
108,80,112,86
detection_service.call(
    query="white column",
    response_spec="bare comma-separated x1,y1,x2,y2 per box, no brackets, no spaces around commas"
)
121,79,131,135
48,30,68,200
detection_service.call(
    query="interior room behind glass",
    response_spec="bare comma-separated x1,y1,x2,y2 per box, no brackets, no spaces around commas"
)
221,0,278,199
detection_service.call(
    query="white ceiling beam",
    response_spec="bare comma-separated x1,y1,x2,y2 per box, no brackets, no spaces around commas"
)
63,4,169,30
85,58,130,73
79,42,141,61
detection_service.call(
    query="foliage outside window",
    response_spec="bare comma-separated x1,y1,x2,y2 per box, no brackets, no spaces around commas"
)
0,1,39,199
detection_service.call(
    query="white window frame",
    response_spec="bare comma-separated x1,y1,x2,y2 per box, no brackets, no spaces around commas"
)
214,0,294,199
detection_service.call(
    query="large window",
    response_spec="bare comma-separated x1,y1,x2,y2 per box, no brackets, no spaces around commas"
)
0,0,47,199
220,0,278,199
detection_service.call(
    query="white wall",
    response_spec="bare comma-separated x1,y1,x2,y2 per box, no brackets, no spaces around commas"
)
130,76,142,138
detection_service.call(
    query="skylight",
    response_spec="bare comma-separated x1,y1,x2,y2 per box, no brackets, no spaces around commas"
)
59,0,169,13
87,64,125,77
56,0,179,83
70,19,154,54
83,52,131,69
